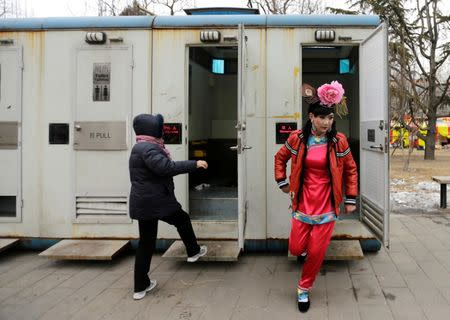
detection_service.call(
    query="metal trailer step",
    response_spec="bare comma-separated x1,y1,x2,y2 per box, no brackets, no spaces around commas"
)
189,197,238,220
39,239,129,260
288,240,364,261
162,240,240,262
0,238,20,253
332,219,376,240
191,220,238,239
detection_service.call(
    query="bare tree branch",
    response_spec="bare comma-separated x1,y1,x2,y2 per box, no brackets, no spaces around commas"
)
0,0,21,18
97,0,192,16
97,0,124,16
152,0,193,15
247,0,325,14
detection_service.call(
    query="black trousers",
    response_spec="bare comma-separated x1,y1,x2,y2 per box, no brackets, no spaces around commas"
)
134,208,200,292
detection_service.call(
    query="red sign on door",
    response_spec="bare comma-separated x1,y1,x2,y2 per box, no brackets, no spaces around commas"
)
276,122,297,144
163,123,182,144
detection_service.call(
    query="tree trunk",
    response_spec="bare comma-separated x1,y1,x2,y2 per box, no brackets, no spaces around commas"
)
403,140,413,171
424,116,436,160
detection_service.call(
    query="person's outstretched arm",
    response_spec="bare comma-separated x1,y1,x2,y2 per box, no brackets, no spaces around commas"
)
142,147,198,177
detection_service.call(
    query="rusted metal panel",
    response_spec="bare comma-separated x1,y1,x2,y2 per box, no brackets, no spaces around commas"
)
162,240,240,261
288,240,364,261
0,122,18,149
0,238,20,253
38,239,129,260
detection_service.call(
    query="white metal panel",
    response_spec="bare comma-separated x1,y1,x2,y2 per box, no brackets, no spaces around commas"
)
152,30,193,219
27,30,151,238
75,46,132,120
0,46,22,223
265,28,301,239
0,150,18,195
74,46,132,223
241,28,266,241
237,24,248,250
359,23,390,247
0,48,22,121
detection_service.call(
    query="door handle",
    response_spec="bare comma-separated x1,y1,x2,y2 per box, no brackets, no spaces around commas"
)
242,145,252,150
229,146,239,151
370,144,383,150
235,122,246,130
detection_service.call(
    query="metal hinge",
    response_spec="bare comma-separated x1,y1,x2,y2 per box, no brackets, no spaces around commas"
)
235,122,246,131
21,199,24,208
384,136,389,153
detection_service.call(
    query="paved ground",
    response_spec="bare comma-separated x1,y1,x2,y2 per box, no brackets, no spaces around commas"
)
2,212,450,319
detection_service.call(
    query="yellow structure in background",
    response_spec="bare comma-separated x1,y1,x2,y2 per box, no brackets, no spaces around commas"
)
390,117,450,148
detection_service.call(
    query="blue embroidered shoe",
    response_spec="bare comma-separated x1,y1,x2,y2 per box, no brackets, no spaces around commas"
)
297,290,310,313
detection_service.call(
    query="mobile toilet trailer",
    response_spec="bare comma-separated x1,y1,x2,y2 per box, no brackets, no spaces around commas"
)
0,13,389,260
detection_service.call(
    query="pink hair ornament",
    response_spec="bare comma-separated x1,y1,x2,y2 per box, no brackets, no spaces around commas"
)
302,80,348,118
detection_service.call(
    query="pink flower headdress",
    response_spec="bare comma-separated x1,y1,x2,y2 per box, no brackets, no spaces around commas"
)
301,80,348,118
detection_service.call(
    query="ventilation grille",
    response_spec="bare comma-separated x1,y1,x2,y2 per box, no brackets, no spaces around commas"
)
76,196,127,217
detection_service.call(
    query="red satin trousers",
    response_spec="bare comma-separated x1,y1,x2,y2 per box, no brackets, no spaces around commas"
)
289,218,335,290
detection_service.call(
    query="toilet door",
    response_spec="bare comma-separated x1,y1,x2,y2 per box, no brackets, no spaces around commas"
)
360,24,390,247
0,46,22,222
236,24,250,250
73,46,133,223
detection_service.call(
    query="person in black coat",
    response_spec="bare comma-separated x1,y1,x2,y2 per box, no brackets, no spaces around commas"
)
129,113,208,300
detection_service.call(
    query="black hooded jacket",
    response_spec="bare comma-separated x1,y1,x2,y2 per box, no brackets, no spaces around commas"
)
129,114,197,220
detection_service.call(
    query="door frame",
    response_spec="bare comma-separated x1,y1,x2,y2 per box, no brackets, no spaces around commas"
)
184,31,247,247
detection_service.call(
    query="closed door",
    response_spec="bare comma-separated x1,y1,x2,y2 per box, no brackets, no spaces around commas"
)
0,46,22,222
73,46,132,223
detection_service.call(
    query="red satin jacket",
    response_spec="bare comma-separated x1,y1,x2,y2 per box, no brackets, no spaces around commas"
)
274,130,358,215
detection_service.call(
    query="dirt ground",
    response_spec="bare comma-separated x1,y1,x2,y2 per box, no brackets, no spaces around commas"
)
390,148,450,192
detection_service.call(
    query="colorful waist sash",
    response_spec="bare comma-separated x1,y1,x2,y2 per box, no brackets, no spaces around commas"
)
292,210,337,225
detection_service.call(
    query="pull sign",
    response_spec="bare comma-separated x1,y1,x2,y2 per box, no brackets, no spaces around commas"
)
73,121,126,150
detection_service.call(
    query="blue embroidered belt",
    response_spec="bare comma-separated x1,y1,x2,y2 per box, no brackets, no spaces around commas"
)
292,210,337,225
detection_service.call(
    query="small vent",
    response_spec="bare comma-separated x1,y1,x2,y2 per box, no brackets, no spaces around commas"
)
76,196,127,217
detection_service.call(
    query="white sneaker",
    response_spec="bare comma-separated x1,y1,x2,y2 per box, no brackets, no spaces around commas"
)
187,245,208,262
133,279,157,300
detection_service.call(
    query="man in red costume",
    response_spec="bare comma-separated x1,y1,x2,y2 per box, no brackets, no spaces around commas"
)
274,81,358,313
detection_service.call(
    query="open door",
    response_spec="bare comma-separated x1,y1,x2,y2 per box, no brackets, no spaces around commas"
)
236,24,250,250
162,26,248,261
359,24,390,247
